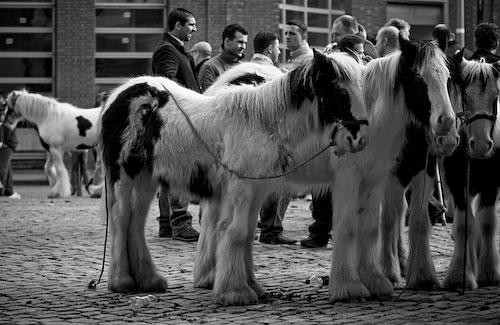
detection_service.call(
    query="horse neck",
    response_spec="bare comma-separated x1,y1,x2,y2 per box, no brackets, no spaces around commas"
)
17,94,60,124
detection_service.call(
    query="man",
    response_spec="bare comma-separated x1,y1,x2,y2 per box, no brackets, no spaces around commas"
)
189,41,212,76
250,31,296,245
325,15,377,60
0,90,18,197
198,24,248,91
470,22,500,63
385,18,411,40
375,26,400,57
284,19,313,68
151,8,200,241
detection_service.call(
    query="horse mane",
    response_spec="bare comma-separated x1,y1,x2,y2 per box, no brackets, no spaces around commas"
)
364,41,448,109
14,90,62,121
211,52,362,130
461,59,498,91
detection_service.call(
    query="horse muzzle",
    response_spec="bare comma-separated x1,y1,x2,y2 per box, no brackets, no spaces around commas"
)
332,120,368,154
435,132,459,156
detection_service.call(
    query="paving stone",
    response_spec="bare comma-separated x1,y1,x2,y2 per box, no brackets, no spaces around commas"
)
2,185,500,323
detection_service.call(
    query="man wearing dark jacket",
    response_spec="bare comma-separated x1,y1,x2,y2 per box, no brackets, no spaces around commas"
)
470,22,500,64
151,8,200,241
0,91,18,196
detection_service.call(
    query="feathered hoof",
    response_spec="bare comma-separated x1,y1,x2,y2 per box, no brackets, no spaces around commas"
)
328,280,371,302
193,273,214,289
214,286,258,306
138,274,168,293
477,271,500,287
108,274,136,293
248,280,265,299
47,192,61,199
443,273,477,290
383,268,403,285
363,274,394,298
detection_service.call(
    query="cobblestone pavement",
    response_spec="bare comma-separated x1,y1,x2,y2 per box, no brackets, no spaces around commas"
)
1,185,499,324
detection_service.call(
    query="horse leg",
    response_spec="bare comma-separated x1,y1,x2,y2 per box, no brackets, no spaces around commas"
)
475,191,500,287
44,153,57,188
213,180,258,306
127,171,167,292
48,148,71,198
329,165,370,302
406,171,440,289
380,174,407,284
243,186,268,299
108,172,136,292
443,205,478,289
194,197,221,289
357,179,394,298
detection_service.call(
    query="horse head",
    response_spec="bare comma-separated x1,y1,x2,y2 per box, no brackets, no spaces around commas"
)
451,52,500,159
398,36,459,156
4,90,24,126
294,50,368,154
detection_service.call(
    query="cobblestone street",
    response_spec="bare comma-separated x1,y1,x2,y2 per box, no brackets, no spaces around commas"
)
1,185,499,324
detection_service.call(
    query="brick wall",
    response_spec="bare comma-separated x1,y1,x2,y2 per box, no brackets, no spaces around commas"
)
349,0,387,40
55,0,95,107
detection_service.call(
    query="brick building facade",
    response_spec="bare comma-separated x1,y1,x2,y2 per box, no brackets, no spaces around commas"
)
1,0,500,155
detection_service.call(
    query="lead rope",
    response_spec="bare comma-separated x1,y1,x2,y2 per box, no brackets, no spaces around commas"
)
161,84,367,180
88,177,109,289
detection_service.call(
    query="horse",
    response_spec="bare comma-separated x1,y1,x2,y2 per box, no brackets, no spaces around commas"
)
328,37,459,302
380,53,500,291
6,90,102,198
378,50,468,289
441,57,500,289
99,50,368,305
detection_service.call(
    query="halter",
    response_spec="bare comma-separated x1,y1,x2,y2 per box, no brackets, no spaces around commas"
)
161,84,368,180
456,96,498,132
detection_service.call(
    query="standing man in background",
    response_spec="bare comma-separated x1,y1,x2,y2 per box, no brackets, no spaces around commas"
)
151,7,200,242
198,24,248,91
251,31,296,245
284,19,313,69
375,26,400,57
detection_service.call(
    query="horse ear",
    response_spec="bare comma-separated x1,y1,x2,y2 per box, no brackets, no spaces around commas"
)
312,48,328,65
453,48,464,63
398,34,410,51
492,60,500,76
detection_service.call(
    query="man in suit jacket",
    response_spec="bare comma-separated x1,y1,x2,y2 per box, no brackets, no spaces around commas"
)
151,8,200,241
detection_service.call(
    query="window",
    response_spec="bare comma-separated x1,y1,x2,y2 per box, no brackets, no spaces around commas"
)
95,0,166,94
0,1,54,95
279,0,345,62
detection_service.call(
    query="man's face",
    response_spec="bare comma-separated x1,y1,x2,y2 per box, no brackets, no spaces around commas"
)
332,21,357,43
224,31,248,58
178,16,197,42
285,25,303,51
269,39,281,64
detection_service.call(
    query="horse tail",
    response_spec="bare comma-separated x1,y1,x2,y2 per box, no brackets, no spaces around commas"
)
98,80,169,186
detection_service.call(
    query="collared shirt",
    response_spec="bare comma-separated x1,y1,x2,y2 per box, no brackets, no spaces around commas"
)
168,33,184,47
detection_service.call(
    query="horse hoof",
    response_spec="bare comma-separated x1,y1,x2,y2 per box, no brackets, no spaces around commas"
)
138,274,168,293
214,287,258,306
477,272,500,287
47,193,60,199
248,280,265,299
443,274,477,290
407,275,441,290
363,274,394,298
108,275,136,293
194,273,214,289
328,280,370,302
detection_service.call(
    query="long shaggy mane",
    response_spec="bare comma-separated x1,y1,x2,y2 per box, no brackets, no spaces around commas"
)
12,89,62,121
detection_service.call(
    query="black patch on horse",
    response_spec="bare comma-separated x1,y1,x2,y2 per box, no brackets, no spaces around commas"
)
122,86,166,179
396,39,437,126
290,50,355,128
393,123,435,187
75,116,92,137
101,82,153,182
229,73,266,86
443,129,500,211
188,163,213,198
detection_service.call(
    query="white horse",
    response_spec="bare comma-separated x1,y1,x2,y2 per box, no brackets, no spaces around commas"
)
329,38,459,301
6,90,102,198
99,51,368,305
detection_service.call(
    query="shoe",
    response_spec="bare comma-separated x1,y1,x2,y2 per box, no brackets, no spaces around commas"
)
172,225,199,242
300,236,328,248
260,234,296,245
